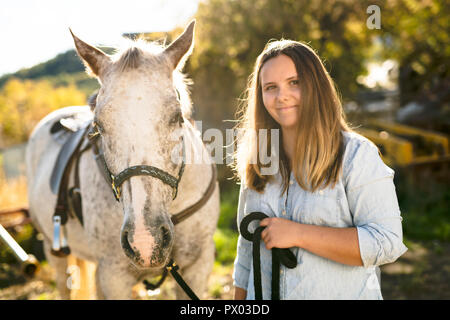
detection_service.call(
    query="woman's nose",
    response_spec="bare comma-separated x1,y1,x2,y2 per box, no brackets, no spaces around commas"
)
277,86,290,102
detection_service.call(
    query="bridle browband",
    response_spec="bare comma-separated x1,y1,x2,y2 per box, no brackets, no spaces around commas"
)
87,121,185,202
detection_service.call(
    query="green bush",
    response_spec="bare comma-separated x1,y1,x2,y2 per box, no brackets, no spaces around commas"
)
396,174,450,242
218,185,240,231
214,228,238,265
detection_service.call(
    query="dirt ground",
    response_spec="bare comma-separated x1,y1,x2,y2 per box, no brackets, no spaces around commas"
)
380,240,450,300
0,240,448,300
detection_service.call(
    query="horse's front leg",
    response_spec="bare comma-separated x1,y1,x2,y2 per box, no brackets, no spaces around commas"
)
174,238,215,300
95,258,137,299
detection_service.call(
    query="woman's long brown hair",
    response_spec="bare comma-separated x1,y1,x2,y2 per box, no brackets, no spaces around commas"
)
230,39,356,194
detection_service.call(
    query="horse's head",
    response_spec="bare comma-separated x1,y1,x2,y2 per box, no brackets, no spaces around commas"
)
70,21,195,268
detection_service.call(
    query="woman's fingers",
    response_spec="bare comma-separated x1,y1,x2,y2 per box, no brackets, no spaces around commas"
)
264,237,272,250
260,218,271,240
259,218,271,227
260,220,272,249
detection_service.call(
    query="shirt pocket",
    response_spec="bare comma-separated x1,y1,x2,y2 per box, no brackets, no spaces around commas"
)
299,189,339,227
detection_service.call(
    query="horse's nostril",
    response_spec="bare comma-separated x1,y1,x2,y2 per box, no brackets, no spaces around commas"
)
161,226,171,248
121,231,135,258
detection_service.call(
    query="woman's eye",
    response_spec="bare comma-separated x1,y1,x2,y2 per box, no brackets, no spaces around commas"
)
264,85,276,91
290,80,299,85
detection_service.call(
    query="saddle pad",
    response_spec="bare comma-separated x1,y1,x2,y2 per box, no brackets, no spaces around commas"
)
50,110,94,134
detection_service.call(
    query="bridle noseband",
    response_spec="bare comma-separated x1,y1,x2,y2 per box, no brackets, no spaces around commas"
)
87,121,186,202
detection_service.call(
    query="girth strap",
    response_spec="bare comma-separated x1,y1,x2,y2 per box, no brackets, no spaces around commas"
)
240,212,297,300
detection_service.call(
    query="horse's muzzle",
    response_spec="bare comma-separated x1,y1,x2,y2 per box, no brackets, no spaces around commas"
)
121,223,173,268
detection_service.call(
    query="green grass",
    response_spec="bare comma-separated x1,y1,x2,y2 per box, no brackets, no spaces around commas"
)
396,175,450,242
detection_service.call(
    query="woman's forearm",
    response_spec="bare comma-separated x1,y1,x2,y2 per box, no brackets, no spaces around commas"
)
295,223,364,266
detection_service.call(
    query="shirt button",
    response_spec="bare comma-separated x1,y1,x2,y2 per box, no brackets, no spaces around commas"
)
289,180,294,185
319,190,324,195
281,210,286,216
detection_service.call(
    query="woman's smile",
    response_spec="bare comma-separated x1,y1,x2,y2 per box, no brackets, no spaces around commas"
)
277,105,298,111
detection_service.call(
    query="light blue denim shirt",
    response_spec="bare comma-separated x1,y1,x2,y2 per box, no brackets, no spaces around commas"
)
233,131,408,300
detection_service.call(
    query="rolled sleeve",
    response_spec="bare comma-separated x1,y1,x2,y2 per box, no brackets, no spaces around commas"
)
232,183,252,290
345,139,408,268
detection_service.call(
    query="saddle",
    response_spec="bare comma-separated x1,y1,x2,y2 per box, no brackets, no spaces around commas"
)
49,114,92,256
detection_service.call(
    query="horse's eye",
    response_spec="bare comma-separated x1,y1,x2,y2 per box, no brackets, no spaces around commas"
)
93,121,105,133
170,111,183,126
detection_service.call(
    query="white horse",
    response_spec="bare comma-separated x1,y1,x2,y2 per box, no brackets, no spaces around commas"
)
25,20,220,299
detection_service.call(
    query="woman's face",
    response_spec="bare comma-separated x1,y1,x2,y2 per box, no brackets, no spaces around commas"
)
260,54,300,131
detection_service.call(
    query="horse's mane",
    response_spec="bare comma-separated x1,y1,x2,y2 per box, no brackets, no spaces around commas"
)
106,38,194,120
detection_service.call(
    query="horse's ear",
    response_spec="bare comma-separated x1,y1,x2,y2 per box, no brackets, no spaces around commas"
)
69,28,111,78
164,20,195,70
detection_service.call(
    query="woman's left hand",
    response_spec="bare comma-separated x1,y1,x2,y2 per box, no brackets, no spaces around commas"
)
259,217,301,250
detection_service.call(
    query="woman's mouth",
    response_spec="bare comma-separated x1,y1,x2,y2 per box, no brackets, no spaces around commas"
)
277,105,298,111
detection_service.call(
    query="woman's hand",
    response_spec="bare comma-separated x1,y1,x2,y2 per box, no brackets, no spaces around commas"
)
260,217,363,266
259,217,301,249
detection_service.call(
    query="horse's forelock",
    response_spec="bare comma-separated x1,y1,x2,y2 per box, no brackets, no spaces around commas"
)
104,38,193,120
112,38,165,73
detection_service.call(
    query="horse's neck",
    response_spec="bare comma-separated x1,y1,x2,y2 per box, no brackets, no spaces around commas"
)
169,121,215,214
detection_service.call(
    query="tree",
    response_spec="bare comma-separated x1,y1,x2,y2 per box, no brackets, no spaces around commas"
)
189,0,375,129
378,0,449,131
0,79,86,147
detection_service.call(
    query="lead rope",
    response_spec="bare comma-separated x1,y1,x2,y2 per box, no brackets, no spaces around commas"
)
239,212,297,300
166,259,199,300
143,259,199,300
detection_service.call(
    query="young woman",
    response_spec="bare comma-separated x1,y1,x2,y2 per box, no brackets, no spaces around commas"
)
231,39,408,300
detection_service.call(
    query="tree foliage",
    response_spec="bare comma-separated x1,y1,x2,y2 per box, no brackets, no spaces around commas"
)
189,0,376,129
1,0,447,146
0,79,86,147
188,0,449,132
379,0,449,106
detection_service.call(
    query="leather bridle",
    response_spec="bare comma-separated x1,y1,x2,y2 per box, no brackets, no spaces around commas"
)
81,117,217,300
84,119,217,227
87,121,186,202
